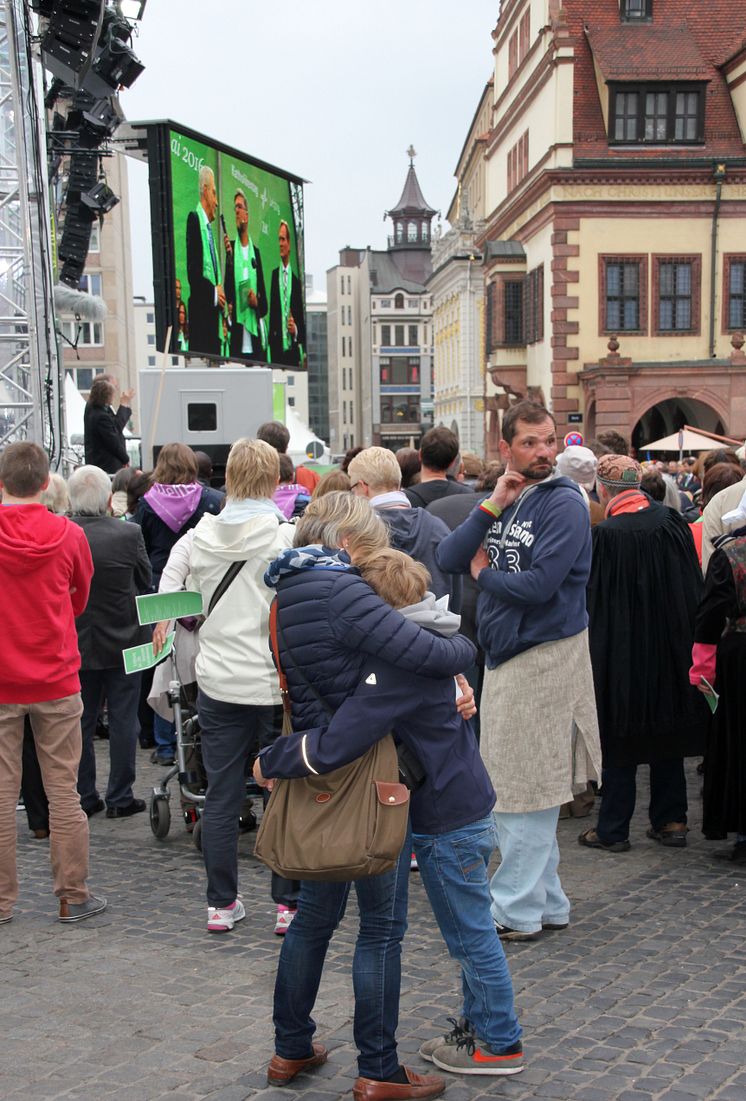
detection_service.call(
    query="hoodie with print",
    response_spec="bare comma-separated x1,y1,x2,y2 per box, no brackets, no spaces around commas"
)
436,477,591,669
0,504,93,703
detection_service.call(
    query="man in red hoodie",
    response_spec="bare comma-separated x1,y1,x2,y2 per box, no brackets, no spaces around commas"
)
0,442,105,924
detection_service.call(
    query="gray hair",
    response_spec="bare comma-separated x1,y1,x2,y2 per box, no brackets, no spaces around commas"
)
68,465,112,516
662,474,682,512
39,473,70,515
199,165,214,196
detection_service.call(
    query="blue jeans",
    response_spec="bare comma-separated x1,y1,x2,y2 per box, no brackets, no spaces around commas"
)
78,668,142,810
597,759,687,844
273,833,411,1079
198,690,280,907
153,713,176,760
413,815,521,1052
491,807,569,935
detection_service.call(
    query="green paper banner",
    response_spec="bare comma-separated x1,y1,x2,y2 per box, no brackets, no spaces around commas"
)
123,632,175,675
136,590,203,626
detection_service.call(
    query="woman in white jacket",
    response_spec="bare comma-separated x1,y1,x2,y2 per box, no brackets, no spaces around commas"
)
189,438,294,934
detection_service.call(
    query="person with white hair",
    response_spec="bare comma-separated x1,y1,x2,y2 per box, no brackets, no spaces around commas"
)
186,163,226,356
68,465,152,818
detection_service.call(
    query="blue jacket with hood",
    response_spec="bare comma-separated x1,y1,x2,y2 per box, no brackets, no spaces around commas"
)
258,590,492,835
436,476,591,668
263,547,476,733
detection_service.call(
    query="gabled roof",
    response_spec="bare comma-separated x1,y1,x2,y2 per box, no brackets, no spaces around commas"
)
570,0,746,162
585,22,710,82
367,250,428,293
389,164,436,217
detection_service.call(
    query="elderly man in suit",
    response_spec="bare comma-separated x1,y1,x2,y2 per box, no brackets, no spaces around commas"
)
68,465,152,818
186,165,226,357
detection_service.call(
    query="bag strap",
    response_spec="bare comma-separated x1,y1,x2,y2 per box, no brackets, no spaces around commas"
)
268,599,291,713
207,559,247,617
269,598,333,717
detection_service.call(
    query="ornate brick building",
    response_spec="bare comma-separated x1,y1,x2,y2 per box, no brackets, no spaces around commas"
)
481,0,746,453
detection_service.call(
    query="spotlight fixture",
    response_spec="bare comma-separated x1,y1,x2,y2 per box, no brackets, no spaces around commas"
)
117,0,147,19
82,11,145,98
80,179,119,215
41,1,105,89
79,95,123,143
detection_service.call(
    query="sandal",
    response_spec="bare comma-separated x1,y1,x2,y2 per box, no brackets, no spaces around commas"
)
578,827,630,853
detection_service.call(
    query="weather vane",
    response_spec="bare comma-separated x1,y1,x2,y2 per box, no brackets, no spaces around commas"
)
406,144,417,166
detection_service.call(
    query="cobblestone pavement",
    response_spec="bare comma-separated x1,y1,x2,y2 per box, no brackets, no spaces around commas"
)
2,748,745,1101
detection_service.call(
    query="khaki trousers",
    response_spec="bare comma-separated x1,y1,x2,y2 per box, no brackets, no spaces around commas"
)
0,694,89,916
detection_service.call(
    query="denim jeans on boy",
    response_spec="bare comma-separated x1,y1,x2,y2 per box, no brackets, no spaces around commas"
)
597,759,687,844
198,690,281,907
273,832,411,1080
491,806,569,935
413,814,521,1052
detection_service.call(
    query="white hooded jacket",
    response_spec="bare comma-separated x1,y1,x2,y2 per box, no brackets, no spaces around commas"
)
190,511,294,705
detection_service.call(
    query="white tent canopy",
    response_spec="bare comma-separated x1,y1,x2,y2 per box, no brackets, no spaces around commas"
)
641,428,739,453
285,403,330,465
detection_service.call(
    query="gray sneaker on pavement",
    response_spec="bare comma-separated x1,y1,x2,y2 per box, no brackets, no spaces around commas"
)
419,1017,474,1062
431,1033,524,1076
59,894,107,923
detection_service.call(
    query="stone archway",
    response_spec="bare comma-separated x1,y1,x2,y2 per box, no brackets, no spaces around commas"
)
632,397,727,452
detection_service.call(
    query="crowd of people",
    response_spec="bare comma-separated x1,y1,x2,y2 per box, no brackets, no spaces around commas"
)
2,390,746,1098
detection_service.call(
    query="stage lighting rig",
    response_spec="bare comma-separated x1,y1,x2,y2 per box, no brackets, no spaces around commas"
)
80,178,119,215
83,7,145,98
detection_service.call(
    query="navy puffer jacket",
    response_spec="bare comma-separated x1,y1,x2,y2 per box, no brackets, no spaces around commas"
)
268,557,476,731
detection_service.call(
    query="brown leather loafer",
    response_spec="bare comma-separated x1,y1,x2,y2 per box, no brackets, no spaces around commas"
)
267,1042,328,1085
352,1066,446,1101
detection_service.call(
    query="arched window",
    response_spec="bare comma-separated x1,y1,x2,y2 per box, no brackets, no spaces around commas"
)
394,293,404,309
396,222,404,243
422,223,429,242
407,222,418,242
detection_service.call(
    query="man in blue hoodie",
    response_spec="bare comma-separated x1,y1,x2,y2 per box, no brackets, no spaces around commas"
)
437,401,601,942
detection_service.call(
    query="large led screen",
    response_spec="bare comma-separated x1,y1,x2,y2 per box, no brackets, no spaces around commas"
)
148,122,305,368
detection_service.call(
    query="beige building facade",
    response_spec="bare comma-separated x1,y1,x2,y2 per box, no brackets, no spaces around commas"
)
429,81,491,457
479,0,746,453
60,153,139,427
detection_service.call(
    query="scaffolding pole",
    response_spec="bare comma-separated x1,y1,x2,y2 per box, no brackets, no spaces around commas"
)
0,0,64,461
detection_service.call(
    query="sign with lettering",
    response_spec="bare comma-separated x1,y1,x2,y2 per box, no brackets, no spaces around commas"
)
123,632,175,675
136,591,203,626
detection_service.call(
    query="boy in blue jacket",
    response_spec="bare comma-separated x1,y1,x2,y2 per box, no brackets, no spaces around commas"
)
255,549,523,1077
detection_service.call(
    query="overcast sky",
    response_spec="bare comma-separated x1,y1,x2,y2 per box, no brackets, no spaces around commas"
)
121,0,498,300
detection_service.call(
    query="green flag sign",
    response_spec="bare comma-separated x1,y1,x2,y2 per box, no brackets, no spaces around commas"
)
123,631,175,675
136,590,203,626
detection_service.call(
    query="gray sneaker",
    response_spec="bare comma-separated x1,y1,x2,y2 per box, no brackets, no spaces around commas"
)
431,1034,524,1076
419,1018,474,1063
59,894,107,923
0,912,12,925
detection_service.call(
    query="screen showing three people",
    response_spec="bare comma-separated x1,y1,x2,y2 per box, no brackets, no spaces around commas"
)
169,125,305,369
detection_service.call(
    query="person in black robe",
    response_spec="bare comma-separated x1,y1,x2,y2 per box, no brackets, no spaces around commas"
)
581,454,708,853
690,522,746,864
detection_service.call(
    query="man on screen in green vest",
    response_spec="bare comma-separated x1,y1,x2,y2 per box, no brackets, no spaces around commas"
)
186,165,226,357
268,220,305,368
223,189,268,362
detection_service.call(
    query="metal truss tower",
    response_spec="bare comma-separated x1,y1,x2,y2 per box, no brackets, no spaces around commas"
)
0,0,64,460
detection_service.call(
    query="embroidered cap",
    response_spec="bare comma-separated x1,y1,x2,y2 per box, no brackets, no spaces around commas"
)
596,453,643,489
